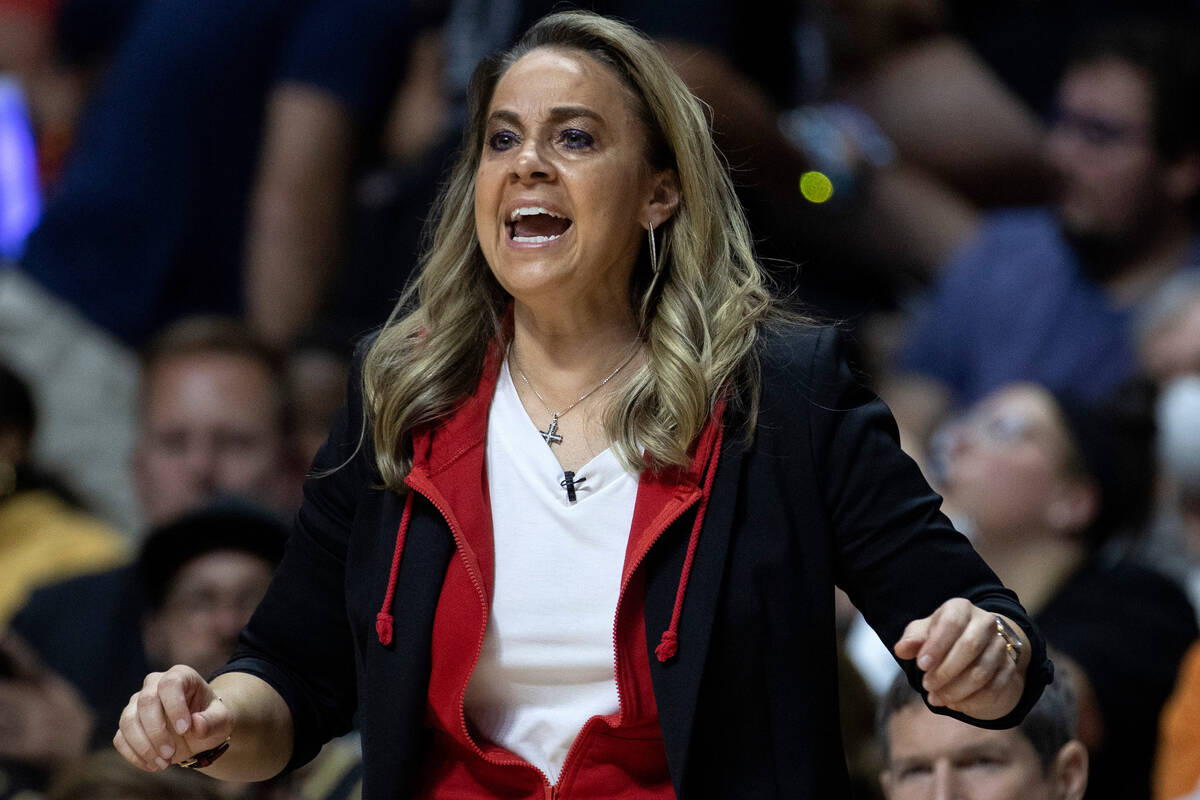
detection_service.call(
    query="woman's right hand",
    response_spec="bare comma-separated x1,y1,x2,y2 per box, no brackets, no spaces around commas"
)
113,665,233,771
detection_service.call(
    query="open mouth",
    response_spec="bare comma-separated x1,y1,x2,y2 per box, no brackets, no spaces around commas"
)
507,206,573,243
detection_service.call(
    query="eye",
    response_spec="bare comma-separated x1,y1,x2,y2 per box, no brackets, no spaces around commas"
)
487,130,519,151
962,754,1004,770
153,430,189,454
557,128,594,150
896,764,932,780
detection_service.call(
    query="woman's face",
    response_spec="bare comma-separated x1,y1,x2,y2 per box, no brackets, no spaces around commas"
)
940,385,1085,542
474,47,671,314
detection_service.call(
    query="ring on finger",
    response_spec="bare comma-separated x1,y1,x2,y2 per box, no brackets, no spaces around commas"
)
995,616,1023,664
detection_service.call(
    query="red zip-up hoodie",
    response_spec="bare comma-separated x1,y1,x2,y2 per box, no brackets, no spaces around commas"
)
371,352,724,799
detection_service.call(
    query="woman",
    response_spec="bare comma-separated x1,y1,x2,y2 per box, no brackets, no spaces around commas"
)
935,382,1195,800
114,12,1051,798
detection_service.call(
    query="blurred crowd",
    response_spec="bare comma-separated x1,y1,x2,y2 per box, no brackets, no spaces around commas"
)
3,0,1200,799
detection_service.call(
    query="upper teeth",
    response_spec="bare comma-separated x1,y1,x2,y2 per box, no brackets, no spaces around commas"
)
510,206,563,221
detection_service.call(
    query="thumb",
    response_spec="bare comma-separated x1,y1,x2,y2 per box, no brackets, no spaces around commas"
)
189,697,232,745
894,617,931,660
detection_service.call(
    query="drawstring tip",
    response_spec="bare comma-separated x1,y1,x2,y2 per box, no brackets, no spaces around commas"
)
655,631,678,662
376,612,394,646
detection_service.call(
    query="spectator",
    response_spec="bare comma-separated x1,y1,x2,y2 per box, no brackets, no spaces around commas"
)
0,0,411,530
283,330,352,471
1137,271,1200,386
0,360,125,627
878,669,1088,800
886,21,1200,462
0,317,299,798
0,501,287,798
1134,273,1200,611
46,750,222,800
1157,641,1200,800
136,502,286,680
134,316,298,527
935,383,1196,800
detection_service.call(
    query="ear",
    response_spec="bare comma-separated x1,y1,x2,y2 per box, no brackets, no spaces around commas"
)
645,168,681,229
1164,151,1200,204
1051,740,1088,800
1046,480,1098,536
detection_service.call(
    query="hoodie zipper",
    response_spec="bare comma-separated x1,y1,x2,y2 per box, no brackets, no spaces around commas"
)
405,471,554,788
610,488,701,722
405,472,701,798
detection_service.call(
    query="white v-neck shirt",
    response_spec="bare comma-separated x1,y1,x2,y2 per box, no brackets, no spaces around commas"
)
463,359,639,783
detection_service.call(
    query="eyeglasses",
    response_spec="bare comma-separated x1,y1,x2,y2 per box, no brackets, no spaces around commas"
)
926,409,1035,486
968,410,1036,446
160,588,266,621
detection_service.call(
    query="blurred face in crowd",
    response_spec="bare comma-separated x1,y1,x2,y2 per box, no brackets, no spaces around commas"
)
142,549,275,677
285,347,349,468
881,702,1087,800
1047,58,1167,252
1142,297,1200,384
939,385,1095,544
135,353,289,526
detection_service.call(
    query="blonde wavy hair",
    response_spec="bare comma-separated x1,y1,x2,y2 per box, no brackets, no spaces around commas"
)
363,10,780,490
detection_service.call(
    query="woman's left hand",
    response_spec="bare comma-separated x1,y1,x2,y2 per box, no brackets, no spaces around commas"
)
893,598,1028,720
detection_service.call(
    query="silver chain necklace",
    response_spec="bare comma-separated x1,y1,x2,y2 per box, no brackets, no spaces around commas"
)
509,341,640,447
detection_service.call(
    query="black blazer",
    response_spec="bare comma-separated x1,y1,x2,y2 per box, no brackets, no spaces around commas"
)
224,325,1052,799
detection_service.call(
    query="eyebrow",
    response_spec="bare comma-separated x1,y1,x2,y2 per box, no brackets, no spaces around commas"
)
890,743,1012,771
486,105,604,128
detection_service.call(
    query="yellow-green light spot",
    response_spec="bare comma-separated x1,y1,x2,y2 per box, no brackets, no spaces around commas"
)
799,171,834,204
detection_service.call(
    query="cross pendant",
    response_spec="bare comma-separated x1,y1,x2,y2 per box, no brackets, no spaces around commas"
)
540,414,563,446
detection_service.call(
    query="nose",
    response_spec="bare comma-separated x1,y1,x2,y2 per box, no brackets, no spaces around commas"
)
208,599,255,651
512,137,555,184
183,437,219,490
931,761,962,800
947,421,975,459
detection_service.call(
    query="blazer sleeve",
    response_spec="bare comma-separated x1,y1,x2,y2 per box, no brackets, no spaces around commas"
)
803,326,1053,728
214,345,375,773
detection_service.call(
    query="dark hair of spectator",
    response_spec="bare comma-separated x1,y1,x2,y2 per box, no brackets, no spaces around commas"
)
1050,381,1157,548
0,361,37,449
0,360,90,504
137,499,288,610
139,315,291,436
877,668,1077,772
1065,19,1200,163
46,750,222,800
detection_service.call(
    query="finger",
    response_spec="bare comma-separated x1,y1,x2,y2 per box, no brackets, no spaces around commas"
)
893,617,931,660
113,729,159,772
191,697,232,743
915,599,972,672
159,667,202,737
924,611,993,691
120,698,171,770
948,655,1022,719
135,686,179,763
932,629,1006,705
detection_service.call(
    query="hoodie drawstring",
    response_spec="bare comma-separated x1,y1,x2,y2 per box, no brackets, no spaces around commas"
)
376,490,415,646
376,402,726,659
655,402,725,663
